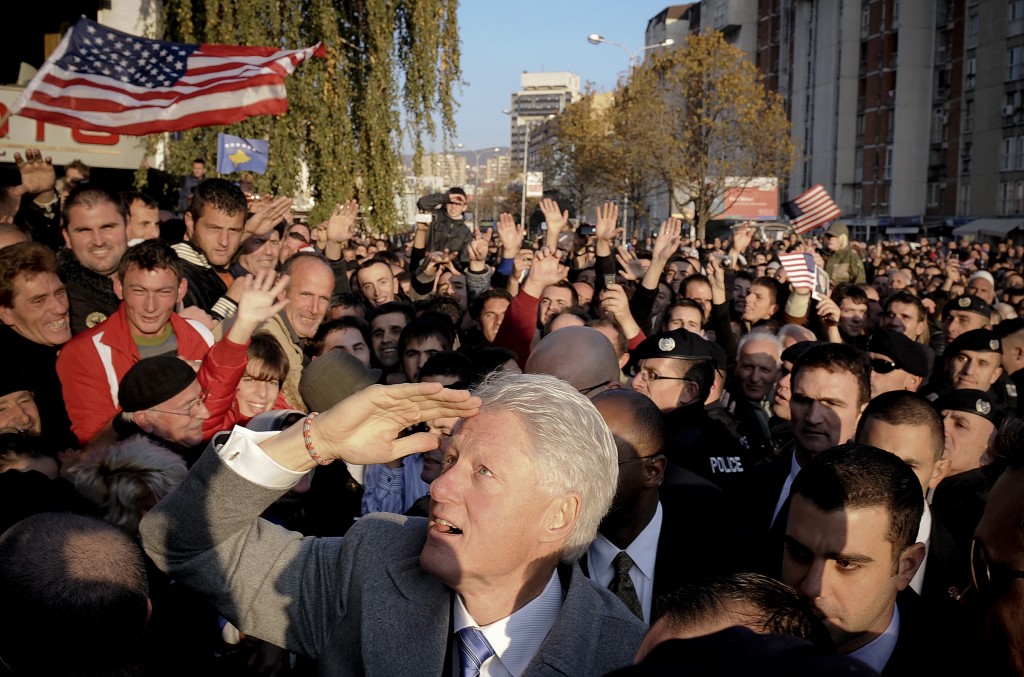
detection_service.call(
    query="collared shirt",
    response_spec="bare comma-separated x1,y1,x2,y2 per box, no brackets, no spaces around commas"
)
586,502,664,624
771,451,802,526
452,571,563,677
849,603,900,673
909,501,933,594
216,425,307,489
361,456,429,515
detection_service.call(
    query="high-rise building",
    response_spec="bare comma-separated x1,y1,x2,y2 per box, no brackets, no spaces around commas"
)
755,0,1024,235
508,72,581,171
418,153,467,188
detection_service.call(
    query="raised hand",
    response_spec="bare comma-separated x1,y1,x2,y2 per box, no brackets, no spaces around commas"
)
323,199,359,245
599,282,641,339
228,270,291,343
262,382,482,469
540,197,568,249
523,247,568,296
466,230,489,269
730,222,756,254
14,149,56,197
512,249,533,280
615,245,644,281
816,295,840,326
497,212,525,258
651,218,682,263
595,202,622,245
245,196,293,237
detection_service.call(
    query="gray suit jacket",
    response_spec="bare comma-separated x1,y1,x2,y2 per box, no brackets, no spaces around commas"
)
140,448,645,676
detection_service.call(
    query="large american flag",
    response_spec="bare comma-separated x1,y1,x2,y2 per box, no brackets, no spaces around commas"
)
11,17,323,136
777,252,818,290
781,184,842,235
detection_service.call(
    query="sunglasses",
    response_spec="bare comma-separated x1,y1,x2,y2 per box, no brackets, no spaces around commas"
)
869,358,899,374
971,538,1024,600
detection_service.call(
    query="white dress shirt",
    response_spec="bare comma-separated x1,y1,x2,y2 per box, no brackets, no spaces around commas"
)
453,571,563,677
586,502,664,623
216,426,305,488
849,604,900,673
771,452,802,526
909,501,933,594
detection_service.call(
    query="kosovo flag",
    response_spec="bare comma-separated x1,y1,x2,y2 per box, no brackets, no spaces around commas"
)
217,133,269,174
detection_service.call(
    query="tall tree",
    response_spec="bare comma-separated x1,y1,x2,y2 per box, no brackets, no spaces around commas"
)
159,0,461,232
627,31,794,241
533,91,616,219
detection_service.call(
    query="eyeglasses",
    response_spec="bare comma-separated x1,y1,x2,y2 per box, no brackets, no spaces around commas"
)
578,380,611,396
869,358,899,374
628,366,690,384
971,538,1024,600
618,454,663,466
148,389,210,417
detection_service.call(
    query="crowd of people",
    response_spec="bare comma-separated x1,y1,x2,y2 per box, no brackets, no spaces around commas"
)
0,147,1022,676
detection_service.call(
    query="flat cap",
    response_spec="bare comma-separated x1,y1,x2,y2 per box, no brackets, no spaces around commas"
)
945,328,1002,356
948,294,993,318
935,388,1007,426
866,329,930,377
118,355,196,413
633,329,716,363
300,350,381,412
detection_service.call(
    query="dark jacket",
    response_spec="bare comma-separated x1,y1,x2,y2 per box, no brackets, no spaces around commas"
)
662,400,755,492
171,242,236,321
416,193,473,262
58,247,120,334
0,325,76,450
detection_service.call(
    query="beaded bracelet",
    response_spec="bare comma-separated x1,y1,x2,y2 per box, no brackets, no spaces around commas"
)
303,412,333,465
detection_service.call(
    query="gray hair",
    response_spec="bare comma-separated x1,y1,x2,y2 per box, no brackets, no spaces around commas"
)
737,330,784,366
69,435,188,534
777,323,816,345
472,370,618,562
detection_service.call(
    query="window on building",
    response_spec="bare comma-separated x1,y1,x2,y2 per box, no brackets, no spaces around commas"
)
1016,136,1024,169
1004,138,1016,171
856,114,865,146
965,58,976,90
883,146,892,180
855,149,864,183
1009,46,1024,81
928,182,941,207
968,14,979,49
1012,0,1024,36
854,187,863,213
965,99,975,132
962,142,973,173
862,3,870,39
959,183,971,215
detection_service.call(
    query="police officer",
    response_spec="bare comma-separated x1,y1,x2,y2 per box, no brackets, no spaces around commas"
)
630,329,753,491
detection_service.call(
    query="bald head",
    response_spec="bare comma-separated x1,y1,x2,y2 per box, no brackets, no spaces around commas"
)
526,326,622,398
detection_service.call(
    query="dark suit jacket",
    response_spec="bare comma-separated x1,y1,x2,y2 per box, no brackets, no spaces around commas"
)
727,454,793,576
882,589,973,676
141,447,646,676
583,480,748,614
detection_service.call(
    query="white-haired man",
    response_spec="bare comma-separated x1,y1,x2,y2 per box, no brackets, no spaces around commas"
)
141,373,645,675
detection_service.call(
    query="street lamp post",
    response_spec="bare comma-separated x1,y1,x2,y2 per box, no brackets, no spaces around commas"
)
457,144,502,224
587,33,674,242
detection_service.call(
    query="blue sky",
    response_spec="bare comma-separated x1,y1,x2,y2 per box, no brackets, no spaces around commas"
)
444,1,676,152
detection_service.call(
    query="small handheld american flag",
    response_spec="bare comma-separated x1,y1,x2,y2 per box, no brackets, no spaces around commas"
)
781,185,842,235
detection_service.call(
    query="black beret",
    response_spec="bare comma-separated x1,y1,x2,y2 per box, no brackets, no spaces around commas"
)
633,329,715,362
866,329,930,377
781,340,822,365
118,355,197,413
945,329,1002,356
995,317,1024,339
935,388,1007,426
948,294,993,317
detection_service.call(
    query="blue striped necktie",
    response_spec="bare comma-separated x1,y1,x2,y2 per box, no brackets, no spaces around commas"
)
457,626,495,677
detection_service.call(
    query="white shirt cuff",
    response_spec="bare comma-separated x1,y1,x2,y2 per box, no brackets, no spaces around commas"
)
215,425,308,490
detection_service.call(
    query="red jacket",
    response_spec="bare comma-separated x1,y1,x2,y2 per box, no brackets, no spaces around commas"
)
57,304,236,445
493,289,540,370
